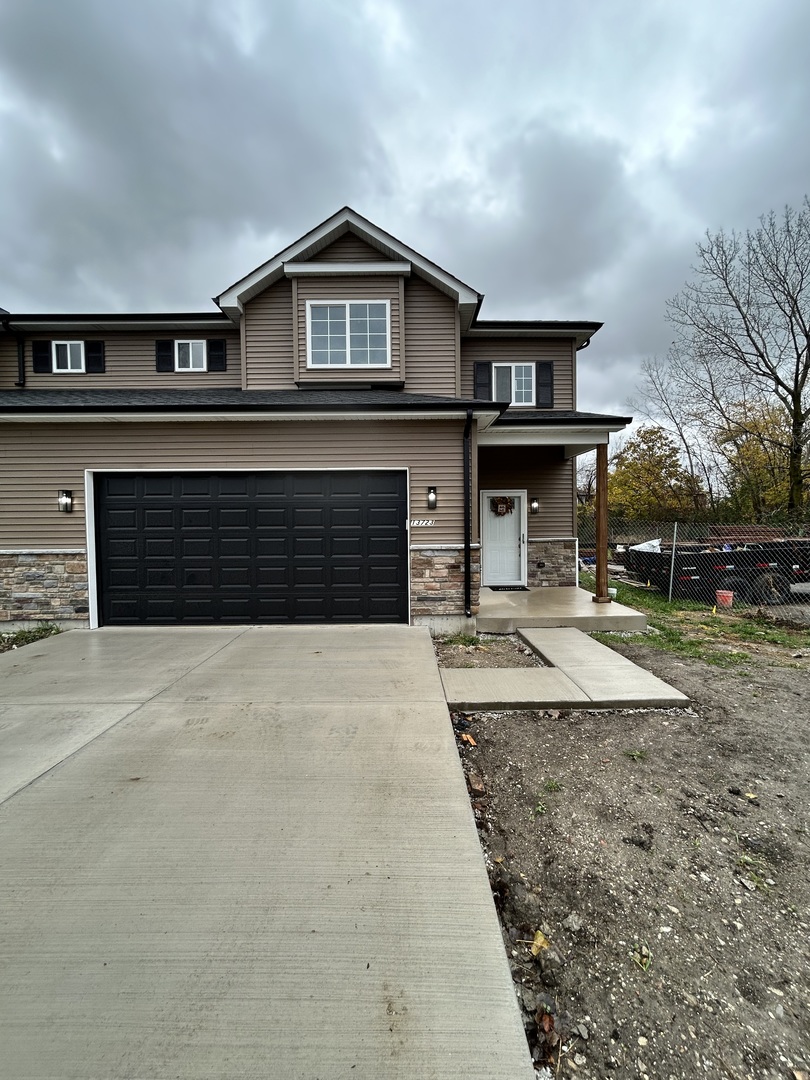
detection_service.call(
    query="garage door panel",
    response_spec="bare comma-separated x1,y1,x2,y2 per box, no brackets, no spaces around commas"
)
145,539,175,558
107,539,138,558
218,475,250,496
97,471,408,625
219,538,250,557
144,509,174,529
106,509,138,530
181,509,212,529
331,537,363,557
182,539,211,557
145,570,174,587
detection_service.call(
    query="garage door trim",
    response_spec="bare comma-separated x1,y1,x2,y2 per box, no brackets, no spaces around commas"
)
85,467,411,628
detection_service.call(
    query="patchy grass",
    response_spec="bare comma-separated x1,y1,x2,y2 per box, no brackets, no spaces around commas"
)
581,570,809,664
440,631,482,647
623,748,648,762
0,624,62,654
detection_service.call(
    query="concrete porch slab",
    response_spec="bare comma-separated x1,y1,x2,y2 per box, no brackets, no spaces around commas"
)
477,586,647,633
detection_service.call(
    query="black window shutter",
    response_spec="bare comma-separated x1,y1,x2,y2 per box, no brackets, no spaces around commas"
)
32,341,52,373
206,339,227,372
155,340,174,372
473,361,492,400
536,361,553,408
85,341,105,373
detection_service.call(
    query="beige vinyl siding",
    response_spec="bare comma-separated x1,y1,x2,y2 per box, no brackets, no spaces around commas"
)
0,338,18,390
309,232,385,262
243,279,295,389
478,446,575,537
15,333,242,389
0,419,467,548
295,276,401,383
461,338,575,409
402,278,457,396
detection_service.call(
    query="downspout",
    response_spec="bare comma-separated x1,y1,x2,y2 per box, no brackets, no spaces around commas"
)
463,408,473,617
1,320,25,387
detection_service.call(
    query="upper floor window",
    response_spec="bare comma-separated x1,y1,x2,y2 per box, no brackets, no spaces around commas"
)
31,339,106,374
307,300,390,367
53,341,85,373
155,339,227,373
474,360,553,408
176,340,206,371
494,362,535,405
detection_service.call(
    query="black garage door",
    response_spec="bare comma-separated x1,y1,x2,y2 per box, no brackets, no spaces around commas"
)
96,471,408,625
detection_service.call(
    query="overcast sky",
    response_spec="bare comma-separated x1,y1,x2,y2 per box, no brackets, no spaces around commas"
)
2,0,810,415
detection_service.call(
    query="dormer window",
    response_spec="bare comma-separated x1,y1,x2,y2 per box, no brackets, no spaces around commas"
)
307,301,390,367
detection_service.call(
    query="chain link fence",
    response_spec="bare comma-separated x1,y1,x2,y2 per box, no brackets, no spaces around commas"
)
578,516,810,624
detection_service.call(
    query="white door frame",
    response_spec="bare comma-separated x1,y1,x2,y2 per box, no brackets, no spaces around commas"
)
480,489,527,587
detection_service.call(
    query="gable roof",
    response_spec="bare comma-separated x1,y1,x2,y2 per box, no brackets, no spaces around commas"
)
215,207,483,328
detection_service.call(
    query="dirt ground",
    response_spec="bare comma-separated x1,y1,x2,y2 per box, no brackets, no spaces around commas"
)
437,633,810,1080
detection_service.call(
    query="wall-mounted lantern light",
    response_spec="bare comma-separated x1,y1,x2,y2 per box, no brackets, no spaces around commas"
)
427,486,438,510
57,490,73,513
529,497,540,515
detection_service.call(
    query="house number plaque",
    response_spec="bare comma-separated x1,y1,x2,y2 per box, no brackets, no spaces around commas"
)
410,519,435,527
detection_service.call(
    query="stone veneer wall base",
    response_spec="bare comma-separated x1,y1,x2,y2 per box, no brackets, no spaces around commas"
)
0,550,89,625
410,546,480,633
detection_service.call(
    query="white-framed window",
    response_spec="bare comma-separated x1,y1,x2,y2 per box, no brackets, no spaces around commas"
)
307,300,390,367
52,341,85,373
493,362,535,405
175,340,206,371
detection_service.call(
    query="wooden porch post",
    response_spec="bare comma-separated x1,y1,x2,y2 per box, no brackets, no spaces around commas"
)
592,440,611,603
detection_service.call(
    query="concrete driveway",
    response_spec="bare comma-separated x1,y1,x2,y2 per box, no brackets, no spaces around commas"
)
0,626,532,1080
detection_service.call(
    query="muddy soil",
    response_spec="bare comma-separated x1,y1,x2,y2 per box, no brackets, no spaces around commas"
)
434,633,546,669
444,636,810,1080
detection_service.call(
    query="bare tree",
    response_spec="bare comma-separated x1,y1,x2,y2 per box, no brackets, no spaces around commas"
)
629,353,723,509
666,199,810,510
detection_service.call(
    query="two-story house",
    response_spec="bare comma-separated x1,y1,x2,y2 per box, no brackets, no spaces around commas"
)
0,208,629,631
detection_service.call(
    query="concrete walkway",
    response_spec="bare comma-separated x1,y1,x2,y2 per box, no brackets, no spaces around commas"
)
0,626,533,1080
441,627,689,710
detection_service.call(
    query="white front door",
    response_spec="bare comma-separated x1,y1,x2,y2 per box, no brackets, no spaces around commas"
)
481,490,527,586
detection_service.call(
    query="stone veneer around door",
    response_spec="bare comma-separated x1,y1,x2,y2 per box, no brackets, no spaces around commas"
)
526,538,578,587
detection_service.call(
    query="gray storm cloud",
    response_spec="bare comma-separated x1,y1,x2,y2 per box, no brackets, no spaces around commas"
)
2,0,810,415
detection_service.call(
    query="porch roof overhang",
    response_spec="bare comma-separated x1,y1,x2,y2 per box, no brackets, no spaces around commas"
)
0,388,504,428
479,410,631,456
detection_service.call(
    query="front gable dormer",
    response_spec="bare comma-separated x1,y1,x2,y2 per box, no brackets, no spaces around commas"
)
218,207,481,392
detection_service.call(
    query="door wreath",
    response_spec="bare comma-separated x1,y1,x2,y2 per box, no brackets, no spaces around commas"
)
489,496,515,516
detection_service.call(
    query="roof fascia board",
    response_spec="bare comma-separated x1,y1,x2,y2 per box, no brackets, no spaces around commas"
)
1,408,503,425
3,315,235,333
464,327,600,342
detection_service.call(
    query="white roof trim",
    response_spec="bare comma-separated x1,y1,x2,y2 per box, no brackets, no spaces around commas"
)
283,261,411,276
479,422,626,455
215,208,480,318
2,408,503,426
